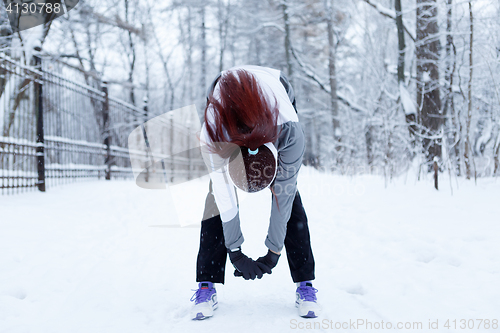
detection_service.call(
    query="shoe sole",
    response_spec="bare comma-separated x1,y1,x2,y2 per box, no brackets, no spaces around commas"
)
301,310,317,318
191,302,218,320
193,312,210,320
296,301,318,318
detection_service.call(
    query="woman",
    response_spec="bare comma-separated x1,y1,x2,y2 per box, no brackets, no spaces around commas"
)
191,65,319,320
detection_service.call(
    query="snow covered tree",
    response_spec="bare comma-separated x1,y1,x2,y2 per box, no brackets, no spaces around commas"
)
416,0,442,168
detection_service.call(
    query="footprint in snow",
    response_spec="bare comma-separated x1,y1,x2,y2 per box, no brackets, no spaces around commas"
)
416,250,437,263
344,284,365,295
1,287,27,300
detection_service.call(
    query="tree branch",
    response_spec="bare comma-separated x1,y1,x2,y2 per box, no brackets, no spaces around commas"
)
361,0,416,42
290,46,368,114
78,6,144,39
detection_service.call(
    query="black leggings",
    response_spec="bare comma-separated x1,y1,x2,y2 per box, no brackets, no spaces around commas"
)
196,187,315,284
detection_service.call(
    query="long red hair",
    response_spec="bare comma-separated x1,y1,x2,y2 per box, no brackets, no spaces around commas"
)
204,69,279,158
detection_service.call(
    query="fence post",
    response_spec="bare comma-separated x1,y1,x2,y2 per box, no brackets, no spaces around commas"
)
102,82,111,180
433,157,439,190
34,50,45,192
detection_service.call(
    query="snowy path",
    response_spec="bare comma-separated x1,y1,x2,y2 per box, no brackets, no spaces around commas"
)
1,169,499,332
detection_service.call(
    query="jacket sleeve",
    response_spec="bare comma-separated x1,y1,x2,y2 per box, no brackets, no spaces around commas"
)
200,123,244,250
265,121,305,253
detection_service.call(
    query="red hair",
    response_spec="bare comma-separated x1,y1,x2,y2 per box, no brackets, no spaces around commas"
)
204,69,279,158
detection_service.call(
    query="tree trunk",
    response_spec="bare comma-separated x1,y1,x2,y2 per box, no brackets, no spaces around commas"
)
0,1,12,49
365,123,374,171
282,0,293,86
152,20,175,111
416,0,442,167
395,0,416,146
218,0,230,72
125,0,136,106
494,138,500,176
187,7,193,103
326,0,340,140
315,115,322,167
443,0,460,175
200,5,207,104
395,0,405,85
464,0,473,179
0,2,12,100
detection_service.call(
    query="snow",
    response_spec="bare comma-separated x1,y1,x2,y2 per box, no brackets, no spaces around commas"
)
423,71,431,83
45,163,107,171
1,168,499,332
475,121,493,154
0,136,38,148
0,169,37,177
399,82,417,116
45,136,106,149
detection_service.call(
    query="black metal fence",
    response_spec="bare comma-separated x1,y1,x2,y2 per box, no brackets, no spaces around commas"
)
0,52,205,195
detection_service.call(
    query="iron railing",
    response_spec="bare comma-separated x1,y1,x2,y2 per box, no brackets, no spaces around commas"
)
0,52,205,194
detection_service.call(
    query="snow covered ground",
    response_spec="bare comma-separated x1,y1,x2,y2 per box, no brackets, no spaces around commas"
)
1,168,499,332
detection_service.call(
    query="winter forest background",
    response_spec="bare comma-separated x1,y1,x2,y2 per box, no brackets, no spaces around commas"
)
1,0,500,183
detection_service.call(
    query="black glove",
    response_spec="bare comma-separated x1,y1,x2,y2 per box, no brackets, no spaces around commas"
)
228,248,271,280
256,249,280,270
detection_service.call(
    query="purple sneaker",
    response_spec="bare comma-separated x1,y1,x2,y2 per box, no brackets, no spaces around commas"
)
295,281,320,318
190,282,218,320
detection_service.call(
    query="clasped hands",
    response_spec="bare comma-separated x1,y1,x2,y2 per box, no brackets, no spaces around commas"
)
228,247,280,280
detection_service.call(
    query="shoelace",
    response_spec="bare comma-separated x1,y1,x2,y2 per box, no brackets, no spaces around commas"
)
297,285,318,302
190,287,213,305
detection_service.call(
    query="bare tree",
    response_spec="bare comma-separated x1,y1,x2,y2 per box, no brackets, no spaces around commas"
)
395,0,416,146
217,0,231,72
416,0,442,167
442,0,460,174
464,0,473,179
0,1,12,50
282,0,294,89
325,0,339,140
124,0,137,106
200,4,207,108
